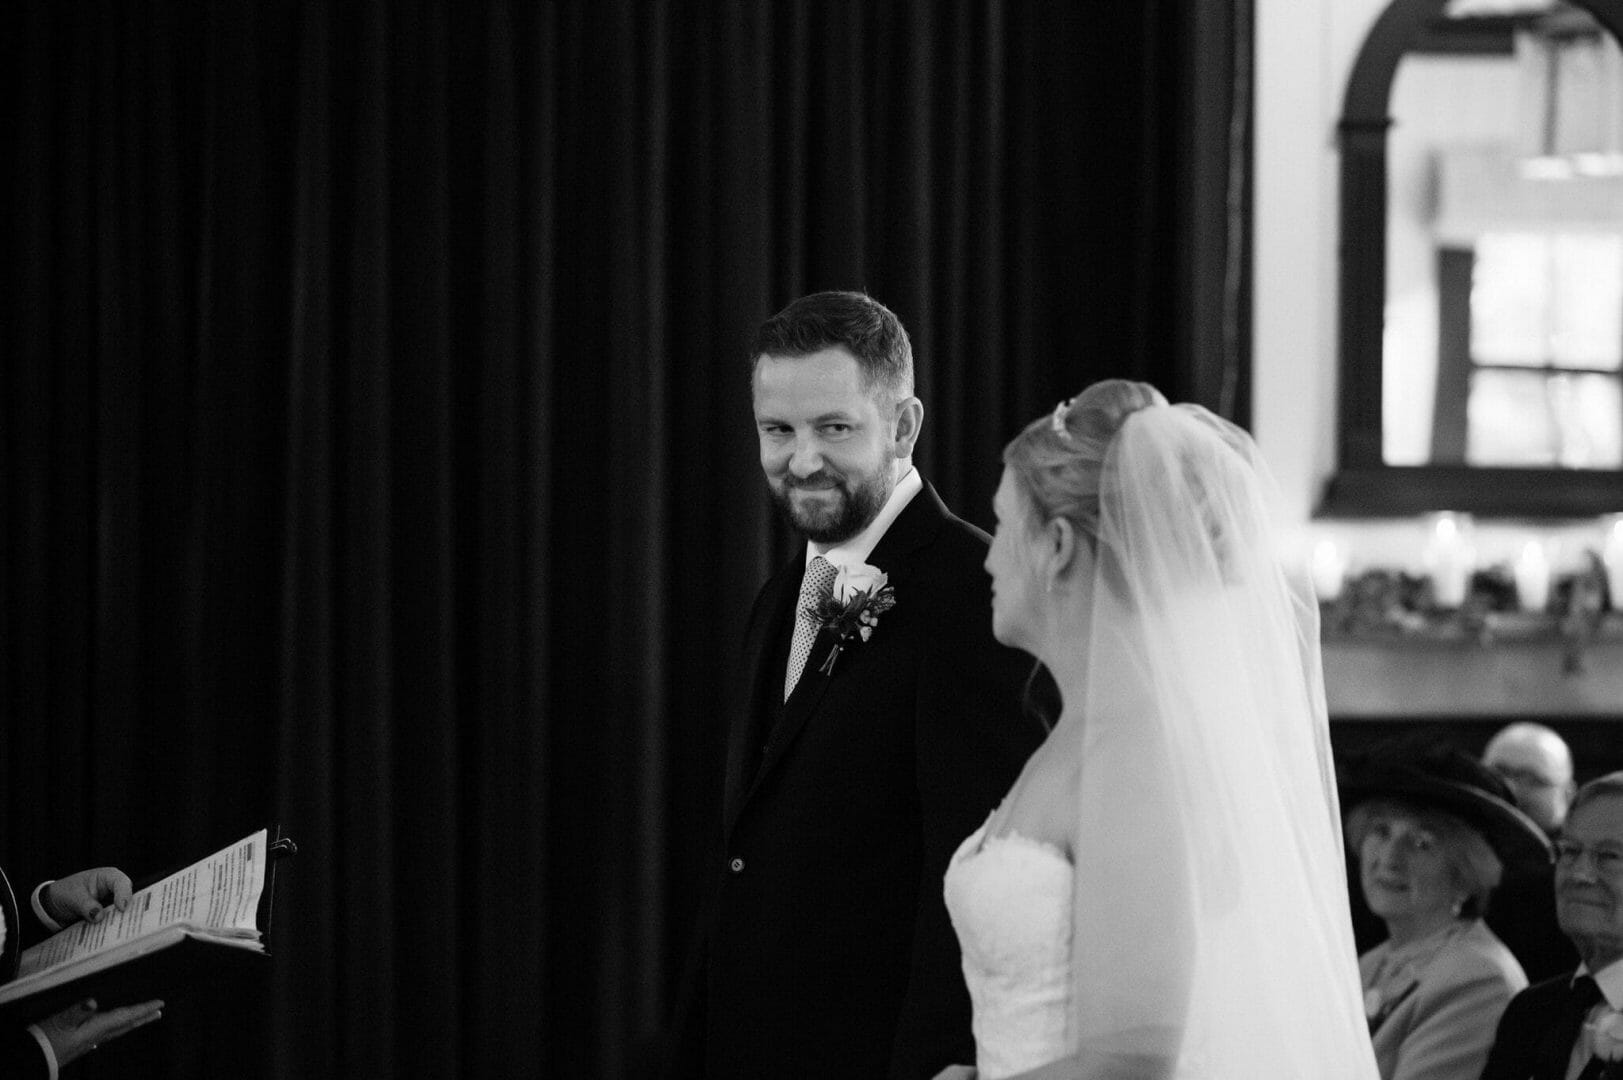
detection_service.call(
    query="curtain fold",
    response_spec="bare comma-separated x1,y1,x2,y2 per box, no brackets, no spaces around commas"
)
0,3,1248,1076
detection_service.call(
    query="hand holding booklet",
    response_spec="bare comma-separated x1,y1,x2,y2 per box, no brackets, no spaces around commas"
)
0,828,288,1024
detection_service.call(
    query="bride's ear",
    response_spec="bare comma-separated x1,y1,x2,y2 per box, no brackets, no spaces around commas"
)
1044,516,1079,586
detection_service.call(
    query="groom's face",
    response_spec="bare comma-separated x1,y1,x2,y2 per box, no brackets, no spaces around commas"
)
752,347,900,544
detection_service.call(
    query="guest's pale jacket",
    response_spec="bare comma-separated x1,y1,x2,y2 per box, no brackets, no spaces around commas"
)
1360,919,1526,1080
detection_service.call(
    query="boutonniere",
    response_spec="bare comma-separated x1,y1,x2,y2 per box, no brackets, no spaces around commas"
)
806,562,897,677
1589,1008,1623,1070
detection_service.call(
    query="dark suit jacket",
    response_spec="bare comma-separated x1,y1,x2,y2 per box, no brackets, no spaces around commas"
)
1479,969,1591,1080
1,865,49,1080
665,481,1040,1079
0,1027,49,1080
1486,864,1579,984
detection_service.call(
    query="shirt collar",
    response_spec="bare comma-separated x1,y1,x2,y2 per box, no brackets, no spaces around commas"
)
806,466,922,570
1578,957,1623,1009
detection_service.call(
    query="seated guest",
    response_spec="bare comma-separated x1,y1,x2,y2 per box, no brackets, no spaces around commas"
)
1341,739,1551,1080
1482,722,1580,982
1,864,165,1079
1481,771,1623,1080
1483,722,1575,837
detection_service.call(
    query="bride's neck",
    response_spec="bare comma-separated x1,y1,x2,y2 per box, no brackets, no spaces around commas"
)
1035,612,1147,728
1037,646,1088,707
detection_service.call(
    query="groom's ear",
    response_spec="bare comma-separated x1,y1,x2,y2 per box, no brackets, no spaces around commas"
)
891,396,923,459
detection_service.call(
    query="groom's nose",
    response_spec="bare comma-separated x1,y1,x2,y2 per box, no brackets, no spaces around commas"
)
788,437,825,477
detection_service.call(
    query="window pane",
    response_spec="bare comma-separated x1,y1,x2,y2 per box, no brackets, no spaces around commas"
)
1550,234,1623,370
1468,369,1557,464
1552,373,1623,467
1466,370,1623,467
1472,232,1623,370
1472,234,1551,366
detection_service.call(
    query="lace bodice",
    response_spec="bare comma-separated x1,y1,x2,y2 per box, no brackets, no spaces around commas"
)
943,816,1075,1079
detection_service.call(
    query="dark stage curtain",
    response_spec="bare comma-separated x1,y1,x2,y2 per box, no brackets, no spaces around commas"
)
0,2,1250,1076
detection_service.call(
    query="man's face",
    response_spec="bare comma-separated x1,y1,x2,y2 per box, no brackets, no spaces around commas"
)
752,348,902,544
1555,795,1623,968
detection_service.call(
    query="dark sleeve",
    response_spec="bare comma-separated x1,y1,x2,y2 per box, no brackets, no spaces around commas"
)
0,1025,50,1080
888,544,1044,1079
1477,984,1542,1080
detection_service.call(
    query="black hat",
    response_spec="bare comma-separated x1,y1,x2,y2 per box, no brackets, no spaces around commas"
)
1339,736,1552,869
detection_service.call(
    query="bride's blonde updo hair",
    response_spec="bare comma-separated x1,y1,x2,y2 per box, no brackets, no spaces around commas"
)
1003,379,1169,539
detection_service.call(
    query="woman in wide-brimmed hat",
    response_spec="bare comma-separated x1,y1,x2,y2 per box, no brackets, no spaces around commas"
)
1342,737,1553,1080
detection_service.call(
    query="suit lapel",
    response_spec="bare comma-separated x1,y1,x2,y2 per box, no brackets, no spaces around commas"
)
728,482,954,829
1536,974,1593,1080
743,624,839,809
723,559,801,831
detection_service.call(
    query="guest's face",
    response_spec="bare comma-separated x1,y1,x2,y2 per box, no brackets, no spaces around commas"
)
1485,737,1571,835
985,468,1041,651
753,348,905,544
1358,803,1463,928
1555,794,1623,967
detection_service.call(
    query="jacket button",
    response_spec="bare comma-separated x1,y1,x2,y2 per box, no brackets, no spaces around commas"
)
729,857,745,873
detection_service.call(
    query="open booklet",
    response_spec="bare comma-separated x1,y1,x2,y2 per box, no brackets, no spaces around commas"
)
0,828,278,1024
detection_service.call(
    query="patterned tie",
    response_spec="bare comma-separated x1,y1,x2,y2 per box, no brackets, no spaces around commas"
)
784,556,837,700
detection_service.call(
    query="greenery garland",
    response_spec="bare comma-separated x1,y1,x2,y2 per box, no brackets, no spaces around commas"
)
1319,551,1618,674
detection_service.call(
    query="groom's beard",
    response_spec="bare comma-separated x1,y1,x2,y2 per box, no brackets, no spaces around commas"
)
771,466,893,544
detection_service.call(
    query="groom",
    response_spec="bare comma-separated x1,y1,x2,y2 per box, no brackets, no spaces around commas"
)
664,291,1038,1078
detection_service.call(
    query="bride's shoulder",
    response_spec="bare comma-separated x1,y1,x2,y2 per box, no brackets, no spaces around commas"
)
1006,749,1085,858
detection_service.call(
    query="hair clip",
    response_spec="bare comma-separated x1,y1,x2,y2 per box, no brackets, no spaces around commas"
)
1050,398,1075,441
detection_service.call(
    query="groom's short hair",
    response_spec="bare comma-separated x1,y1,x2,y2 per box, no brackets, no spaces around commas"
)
750,291,915,405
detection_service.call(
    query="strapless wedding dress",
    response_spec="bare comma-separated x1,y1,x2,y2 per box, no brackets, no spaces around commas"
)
943,816,1075,1079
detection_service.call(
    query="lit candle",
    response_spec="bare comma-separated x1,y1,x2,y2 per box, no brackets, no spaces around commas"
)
1604,516,1623,608
1311,539,1347,602
1514,539,1550,612
1424,512,1475,608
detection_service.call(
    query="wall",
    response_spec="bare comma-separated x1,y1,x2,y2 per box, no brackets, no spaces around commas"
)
1255,0,1384,532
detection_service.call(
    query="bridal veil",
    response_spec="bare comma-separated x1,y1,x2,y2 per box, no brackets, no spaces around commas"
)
1062,402,1378,1077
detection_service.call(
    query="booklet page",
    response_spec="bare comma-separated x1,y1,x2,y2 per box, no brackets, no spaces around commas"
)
17,829,268,978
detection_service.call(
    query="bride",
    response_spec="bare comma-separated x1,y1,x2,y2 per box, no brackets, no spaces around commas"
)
938,381,1379,1078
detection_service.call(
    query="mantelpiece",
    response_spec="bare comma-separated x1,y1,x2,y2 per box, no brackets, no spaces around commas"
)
1325,634,1623,717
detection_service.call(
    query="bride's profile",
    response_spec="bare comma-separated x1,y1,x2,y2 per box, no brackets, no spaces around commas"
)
938,380,1379,1078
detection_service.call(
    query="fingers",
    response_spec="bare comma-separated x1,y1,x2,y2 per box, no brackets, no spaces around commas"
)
53,867,134,922
106,869,134,913
84,867,134,921
83,999,165,1044
37,998,164,1067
